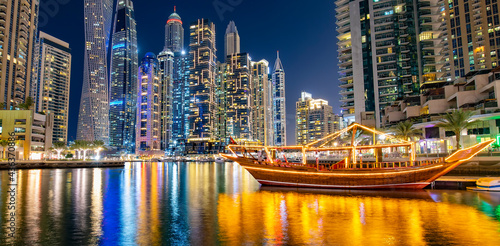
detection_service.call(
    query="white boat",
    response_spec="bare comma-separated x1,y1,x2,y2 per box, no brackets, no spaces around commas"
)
467,177,500,192
215,156,225,163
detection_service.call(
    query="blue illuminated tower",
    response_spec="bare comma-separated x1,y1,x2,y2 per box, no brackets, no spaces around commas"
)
272,51,286,146
109,0,138,153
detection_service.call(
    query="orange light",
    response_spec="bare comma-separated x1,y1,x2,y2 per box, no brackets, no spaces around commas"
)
243,165,445,176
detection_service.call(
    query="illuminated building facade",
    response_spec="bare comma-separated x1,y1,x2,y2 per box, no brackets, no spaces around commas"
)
109,0,138,152
215,61,228,145
188,19,217,144
251,59,272,145
136,53,161,155
165,7,184,53
0,110,53,160
0,0,39,109
295,92,335,145
225,21,240,58
336,0,449,127
32,32,71,144
170,51,190,155
158,49,174,151
272,51,286,146
78,0,113,143
225,53,252,141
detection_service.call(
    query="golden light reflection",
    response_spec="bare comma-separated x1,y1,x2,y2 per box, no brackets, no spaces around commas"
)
217,190,500,245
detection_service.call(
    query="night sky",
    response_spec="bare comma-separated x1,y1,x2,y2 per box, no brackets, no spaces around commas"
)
38,0,340,145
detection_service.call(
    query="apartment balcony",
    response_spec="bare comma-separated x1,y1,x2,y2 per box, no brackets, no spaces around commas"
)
339,74,353,81
379,90,398,97
339,80,354,88
340,88,354,95
336,25,350,33
341,102,355,109
336,16,350,25
378,80,398,88
340,95,355,102
335,0,349,7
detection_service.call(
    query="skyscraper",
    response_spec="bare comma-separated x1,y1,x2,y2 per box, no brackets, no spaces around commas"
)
188,19,217,141
171,51,190,155
225,21,240,58
158,49,174,151
0,0,39,109
251,59,272,145
136,53,161,155
78,0,114,143
296,92,335,145
336,0,448,127
165,7,184,53
225,53,252,141
32,32,72,144
272,51,286,146
109,0,138,152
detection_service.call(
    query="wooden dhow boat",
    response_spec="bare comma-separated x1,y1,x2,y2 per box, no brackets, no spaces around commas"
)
221,123,495,189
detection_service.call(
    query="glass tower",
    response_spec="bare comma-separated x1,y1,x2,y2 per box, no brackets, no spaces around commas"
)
78,0,114,143
109,0,138,153
165,7,184,53
272,51,286,146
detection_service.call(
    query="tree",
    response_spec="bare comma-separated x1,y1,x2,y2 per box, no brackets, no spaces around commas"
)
0,140,8,159
0,102,5,110
436,109,479,150
92,140,106,160
52,142,67,159
81,140,92,161
391,121,423,141
18,97,34,110
71,140,83,159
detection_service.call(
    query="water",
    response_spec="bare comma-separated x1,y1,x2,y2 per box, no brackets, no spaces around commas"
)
1,162,500,245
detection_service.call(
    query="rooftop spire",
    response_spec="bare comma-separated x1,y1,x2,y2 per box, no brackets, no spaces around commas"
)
174,6,176,12
274,51,283,71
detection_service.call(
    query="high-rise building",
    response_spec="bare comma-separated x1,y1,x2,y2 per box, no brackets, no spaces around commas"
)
165,7,184,53
32,32,72,144
0,0,39,109
251,59,272,145
225,53,252,141
171,51,190,155
136,53,161,155
225,21,240,58
441,0,500,78
188,19,217,141
295,92,335,145
109,0,138,152
215,61,228,145
272,51,286,146
158,49,174,151
78,0,114,143
336,0,448,127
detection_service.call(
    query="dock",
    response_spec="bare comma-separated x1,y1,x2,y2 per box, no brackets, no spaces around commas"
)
0,160,125,169
429,176,483,190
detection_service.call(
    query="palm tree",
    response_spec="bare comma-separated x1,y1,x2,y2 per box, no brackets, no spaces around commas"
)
391,121,423,141
436,109,479,150
0,139,8,159
52,142,67,159
71,140,83,159
81,140,92,161
92,140,106,159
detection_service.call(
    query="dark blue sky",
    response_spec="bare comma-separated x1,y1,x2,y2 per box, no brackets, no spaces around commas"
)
39,0,340,144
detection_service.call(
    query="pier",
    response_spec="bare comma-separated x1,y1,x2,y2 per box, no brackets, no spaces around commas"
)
0,160,125,169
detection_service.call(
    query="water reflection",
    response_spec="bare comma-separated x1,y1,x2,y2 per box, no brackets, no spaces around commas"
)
0,162,499,245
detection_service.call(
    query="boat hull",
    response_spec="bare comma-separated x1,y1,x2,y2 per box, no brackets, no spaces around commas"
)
220,155,464,190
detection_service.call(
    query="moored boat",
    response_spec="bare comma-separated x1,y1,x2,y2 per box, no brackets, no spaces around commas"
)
467,177,500,192
221,123,495,190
